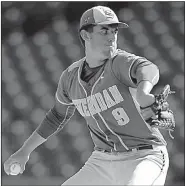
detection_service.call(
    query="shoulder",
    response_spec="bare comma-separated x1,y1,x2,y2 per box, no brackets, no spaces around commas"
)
111,49,149,87
113,49,138,63
116,49,135,57
112,49,155,70
58,57,85,86
112,49,138,73
67,57,85,73
60,57,85,81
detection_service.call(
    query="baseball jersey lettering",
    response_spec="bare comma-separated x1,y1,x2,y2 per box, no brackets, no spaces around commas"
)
108,85,124,104
87,96,101,115
81,98,90,116
94,93,108,111
102,89,116,108
73,99,85,116
86,97,96,115
73,85,124,117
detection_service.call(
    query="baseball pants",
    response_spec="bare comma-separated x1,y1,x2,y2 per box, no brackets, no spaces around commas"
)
62,145,169,185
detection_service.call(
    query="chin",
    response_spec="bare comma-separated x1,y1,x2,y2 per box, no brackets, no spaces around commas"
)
103,48,115,58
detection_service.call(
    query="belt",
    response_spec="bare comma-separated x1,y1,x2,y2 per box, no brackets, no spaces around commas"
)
100,145,154,153
133,145,154,151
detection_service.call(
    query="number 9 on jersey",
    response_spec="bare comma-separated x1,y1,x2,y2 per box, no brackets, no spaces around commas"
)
112,107,130,126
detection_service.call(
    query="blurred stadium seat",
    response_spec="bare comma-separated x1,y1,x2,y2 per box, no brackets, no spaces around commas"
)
2,2,184,186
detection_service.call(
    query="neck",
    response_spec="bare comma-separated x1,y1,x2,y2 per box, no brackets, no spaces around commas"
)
85,50,108,68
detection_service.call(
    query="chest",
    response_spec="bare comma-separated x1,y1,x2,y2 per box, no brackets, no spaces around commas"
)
70,65,134,114
69,67,119,99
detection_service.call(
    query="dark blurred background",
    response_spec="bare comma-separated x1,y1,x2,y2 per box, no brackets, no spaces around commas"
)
1,1,184,186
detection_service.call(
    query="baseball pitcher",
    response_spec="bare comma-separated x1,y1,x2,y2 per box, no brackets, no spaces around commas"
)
4,6,175,185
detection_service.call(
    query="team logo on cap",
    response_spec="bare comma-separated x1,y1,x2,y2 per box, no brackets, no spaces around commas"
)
104,10,114,19
99,7,115,19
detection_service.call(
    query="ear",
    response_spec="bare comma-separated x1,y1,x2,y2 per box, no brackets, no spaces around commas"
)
80,30,91,42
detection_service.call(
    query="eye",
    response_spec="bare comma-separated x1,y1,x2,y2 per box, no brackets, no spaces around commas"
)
114,28,118,34
100,29,108,35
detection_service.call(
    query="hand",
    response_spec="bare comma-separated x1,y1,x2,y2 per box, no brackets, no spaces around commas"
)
4,148,30,175
150,110,175,131
140,84,175,139
140,101,169,120
140,84,173,121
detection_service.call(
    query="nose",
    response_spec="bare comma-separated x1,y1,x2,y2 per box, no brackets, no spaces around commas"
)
108,31,116,42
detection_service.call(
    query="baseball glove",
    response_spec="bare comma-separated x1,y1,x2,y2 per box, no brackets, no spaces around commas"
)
141,84,175,139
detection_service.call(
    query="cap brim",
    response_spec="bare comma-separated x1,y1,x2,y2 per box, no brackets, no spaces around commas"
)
97,21,129,28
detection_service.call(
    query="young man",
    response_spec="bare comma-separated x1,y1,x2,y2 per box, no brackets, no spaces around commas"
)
4,6,175,185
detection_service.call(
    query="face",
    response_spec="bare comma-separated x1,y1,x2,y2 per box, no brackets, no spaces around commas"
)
87,24,119,59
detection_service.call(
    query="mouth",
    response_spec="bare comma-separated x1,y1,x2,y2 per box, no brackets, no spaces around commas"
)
105,45,114,47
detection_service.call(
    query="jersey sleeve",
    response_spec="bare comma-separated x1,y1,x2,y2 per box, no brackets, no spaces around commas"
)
131,60,159,86
55,70,73,105
112,51,159,87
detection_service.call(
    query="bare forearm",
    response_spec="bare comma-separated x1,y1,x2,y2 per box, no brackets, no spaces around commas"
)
136,81,155,107
20,131,47,155
19,104,75,155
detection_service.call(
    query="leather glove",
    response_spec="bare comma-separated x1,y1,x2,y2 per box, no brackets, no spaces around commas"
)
141,84,175,138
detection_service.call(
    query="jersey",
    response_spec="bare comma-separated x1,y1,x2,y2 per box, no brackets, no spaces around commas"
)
56,49,166,152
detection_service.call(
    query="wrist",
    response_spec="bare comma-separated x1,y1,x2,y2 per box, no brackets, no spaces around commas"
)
20,131,47,155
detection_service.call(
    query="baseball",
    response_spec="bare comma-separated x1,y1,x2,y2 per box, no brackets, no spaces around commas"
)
10,163,21,175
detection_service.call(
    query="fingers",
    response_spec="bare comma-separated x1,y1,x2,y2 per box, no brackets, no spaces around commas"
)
4,158,24,175
160,111,173,118
4,160,15,175
161,101,169,111
4,162,10,175
3,151,29,176
20,164,25,174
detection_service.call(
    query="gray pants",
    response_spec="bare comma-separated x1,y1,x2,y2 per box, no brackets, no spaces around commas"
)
62,145,169,185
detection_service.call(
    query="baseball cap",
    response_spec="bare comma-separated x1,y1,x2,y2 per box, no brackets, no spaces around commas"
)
79,6,129,31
